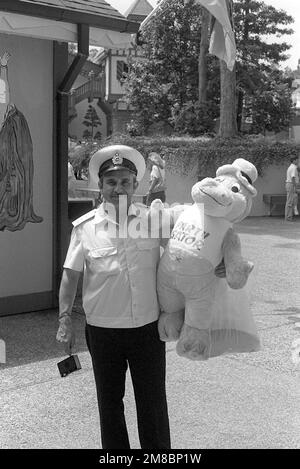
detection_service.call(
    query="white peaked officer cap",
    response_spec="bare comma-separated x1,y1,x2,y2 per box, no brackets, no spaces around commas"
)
88,145,146,190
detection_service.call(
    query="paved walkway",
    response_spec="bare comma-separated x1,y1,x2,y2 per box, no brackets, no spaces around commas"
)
0,217,299,449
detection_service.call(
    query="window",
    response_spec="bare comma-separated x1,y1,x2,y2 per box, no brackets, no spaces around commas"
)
116,60,129,82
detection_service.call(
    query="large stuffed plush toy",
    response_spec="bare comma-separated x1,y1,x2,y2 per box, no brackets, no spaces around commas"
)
152,158,261,360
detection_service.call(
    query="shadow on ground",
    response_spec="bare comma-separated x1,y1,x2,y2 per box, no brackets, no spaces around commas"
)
237,216,300,240
0,305,87,369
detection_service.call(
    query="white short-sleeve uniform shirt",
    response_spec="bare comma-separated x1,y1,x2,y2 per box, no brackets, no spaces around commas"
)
64,203,160,328
286,163,299,183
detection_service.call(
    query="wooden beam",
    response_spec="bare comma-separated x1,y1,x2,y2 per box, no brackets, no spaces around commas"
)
53,41,69,298
59,24,89,93
53,24,92,296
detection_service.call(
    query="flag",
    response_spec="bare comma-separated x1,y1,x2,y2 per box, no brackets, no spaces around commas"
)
195,0,236,71
140,0,236,71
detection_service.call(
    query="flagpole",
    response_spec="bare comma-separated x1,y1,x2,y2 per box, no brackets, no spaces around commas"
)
198,8,210,103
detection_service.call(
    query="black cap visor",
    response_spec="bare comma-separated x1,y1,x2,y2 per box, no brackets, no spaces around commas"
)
98,158,138,178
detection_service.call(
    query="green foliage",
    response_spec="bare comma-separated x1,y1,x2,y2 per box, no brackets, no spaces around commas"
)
234,0,294,131
123,0,205,133
234,0,294,68
126,119,144,137
171,100,218,136
82,129,92,140
249,82,295,134
69,144,91,177
94,131,102,141
104,134,300,178
124,60,172,131
69,141,101,178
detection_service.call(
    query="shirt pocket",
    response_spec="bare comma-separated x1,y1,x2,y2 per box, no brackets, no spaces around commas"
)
136,239,159,269
88,247,120,275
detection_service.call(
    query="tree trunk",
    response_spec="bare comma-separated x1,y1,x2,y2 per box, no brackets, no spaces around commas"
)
198,9,210,104
237,90,244,132
238,0,250,132
219,61,237,137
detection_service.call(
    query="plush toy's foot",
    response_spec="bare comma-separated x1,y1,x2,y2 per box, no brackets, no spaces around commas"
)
176,324,210,360
158,310,184,342
226,260,254,289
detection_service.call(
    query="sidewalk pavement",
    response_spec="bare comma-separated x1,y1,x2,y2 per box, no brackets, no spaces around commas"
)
0,216,300,449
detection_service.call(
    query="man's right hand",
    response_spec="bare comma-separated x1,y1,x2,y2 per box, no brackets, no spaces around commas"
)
214,259,226,278
56,315,75,356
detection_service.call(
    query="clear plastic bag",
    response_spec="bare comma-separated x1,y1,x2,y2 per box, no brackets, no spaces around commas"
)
205,278,260,358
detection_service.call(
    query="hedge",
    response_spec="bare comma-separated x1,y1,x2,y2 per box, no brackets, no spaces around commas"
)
93,134,300,179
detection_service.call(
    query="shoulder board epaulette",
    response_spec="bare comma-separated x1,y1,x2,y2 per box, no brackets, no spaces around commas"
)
72,209,96,227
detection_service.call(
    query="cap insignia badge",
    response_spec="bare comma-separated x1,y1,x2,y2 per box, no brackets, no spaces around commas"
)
112,152,123,165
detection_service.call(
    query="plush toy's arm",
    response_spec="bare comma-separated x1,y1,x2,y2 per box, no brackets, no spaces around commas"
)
170,203,186,225
222,227,254,289
147,200,185,239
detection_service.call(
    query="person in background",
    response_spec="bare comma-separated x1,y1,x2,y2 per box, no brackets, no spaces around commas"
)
146,152,166,206
68,159,77,198
293,165,300,216
285,155,299,221
293,193,299,217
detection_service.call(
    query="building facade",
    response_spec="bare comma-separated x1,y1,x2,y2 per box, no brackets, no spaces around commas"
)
68,0,153,140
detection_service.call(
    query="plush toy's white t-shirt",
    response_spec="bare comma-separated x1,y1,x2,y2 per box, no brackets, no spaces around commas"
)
168,204,232,270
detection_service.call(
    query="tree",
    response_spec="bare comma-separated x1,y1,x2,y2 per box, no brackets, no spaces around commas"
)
219,61,237,137
246,76,294,135
234,0,294,131
124,0,211,133
198,8,210,104
82,104,102,140
94,131,102,141
82,129,92,140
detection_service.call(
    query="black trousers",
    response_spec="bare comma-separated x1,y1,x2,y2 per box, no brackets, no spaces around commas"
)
85,321,171,449
145,191,166,206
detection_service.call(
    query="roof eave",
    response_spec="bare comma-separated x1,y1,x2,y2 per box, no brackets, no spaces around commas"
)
0,0,140,34
124,0,153,19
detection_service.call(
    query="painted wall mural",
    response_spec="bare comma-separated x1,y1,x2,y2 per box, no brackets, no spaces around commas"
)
0,51,43,231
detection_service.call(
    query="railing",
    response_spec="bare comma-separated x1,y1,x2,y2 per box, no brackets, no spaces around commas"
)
69,76,106,108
